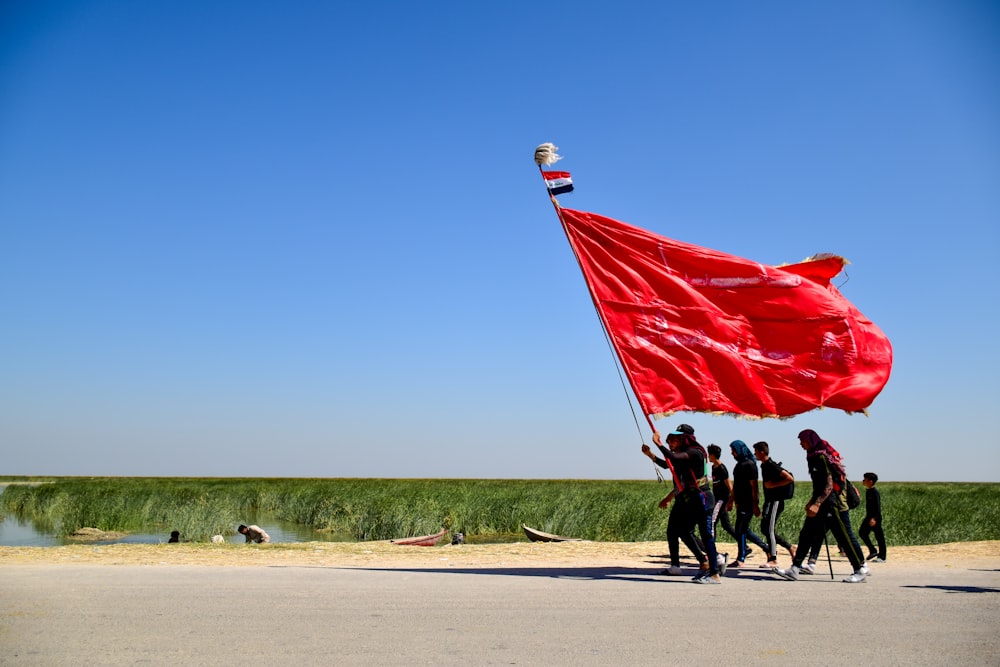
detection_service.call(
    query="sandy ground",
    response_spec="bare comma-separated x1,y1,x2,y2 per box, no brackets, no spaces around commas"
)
2,539,997,569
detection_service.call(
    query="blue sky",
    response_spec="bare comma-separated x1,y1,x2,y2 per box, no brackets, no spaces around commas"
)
1,2,997,481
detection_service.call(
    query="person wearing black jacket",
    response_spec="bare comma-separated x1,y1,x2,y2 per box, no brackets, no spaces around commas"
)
754,441,796,568
727,440,770,567
859,472,886,562
643,424,725,584
707,444,737,542
773,429,867,584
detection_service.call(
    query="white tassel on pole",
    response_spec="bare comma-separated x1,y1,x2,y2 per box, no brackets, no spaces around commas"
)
534,142,563,166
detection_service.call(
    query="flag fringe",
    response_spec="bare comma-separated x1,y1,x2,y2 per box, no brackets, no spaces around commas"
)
648,406,869,421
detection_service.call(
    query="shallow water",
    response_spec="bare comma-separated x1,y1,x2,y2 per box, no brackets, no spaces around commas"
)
0,485,526,546
0,512,347,546
0,484,352,546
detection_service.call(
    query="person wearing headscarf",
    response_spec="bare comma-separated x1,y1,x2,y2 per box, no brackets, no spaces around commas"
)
643,424,727,584
773,429,868,583
727,440,769,567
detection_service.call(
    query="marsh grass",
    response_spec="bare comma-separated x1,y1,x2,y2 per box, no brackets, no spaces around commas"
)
1,478,997,544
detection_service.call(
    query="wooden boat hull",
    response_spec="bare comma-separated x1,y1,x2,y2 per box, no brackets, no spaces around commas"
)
521,524,581,543
390,528,447,547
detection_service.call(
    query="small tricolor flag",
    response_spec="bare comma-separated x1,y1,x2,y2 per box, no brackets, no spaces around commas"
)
543,170,574,195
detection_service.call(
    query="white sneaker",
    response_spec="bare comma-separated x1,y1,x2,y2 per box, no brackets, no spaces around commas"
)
717,552,729,576
799,562,816,575
660,565,683,576
860,564,870,576
773,565,800,581
843,569,867,583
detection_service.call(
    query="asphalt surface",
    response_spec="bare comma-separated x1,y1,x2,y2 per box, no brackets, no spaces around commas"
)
1,561,998,665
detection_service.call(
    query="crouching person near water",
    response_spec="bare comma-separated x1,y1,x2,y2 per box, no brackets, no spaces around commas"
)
238,524,271,544
642,423,726,584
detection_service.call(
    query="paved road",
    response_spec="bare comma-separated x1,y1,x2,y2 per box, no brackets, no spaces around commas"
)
1,561,997,665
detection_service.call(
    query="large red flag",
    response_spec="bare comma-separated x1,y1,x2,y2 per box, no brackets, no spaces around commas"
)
558,207,893,418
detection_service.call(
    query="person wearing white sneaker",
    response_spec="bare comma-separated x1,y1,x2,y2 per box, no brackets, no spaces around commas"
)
772,430,868,583
843,569,867,583
648,431,708,578
654,474,688,575
728,440,769,567
642,424,723,585
753,441,797,568
707,445,738,543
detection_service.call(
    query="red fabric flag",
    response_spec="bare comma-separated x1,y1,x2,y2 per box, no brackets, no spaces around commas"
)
558,207,893,418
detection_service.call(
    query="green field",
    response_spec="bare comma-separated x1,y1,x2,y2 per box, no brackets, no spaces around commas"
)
1,477,997,545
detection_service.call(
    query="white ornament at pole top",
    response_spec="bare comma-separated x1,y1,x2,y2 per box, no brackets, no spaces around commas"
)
534,143,562,166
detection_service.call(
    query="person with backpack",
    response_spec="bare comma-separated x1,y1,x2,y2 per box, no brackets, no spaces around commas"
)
753,441,797,568
795,481,869,576
773,429,868,584
642,423,726,584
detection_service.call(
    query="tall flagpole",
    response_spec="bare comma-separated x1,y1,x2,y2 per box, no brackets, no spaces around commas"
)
534,143,661,445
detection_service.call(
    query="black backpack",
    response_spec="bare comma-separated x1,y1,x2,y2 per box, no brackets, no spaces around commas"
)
774,460,794,500
844,479,861,509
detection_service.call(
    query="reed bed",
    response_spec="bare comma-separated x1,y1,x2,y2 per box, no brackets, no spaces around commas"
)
1,477,997,545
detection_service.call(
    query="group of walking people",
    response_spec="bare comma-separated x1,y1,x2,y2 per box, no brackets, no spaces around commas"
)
641,424,886,584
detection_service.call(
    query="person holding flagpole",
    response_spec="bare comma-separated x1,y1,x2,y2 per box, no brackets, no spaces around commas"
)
649,432,708,576
642,424,725,584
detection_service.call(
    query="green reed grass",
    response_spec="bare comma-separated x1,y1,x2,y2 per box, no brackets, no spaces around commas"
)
1,478,997,545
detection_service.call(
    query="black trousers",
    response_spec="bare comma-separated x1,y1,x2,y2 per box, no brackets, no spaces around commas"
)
760,499,793,560
674,489,720,575
859,517,886,559
793,501,865,571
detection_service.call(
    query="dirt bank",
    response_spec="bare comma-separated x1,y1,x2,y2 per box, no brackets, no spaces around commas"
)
2,540,997,569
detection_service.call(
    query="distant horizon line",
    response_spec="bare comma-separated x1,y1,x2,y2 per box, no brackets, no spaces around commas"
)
2,475,995,484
